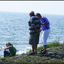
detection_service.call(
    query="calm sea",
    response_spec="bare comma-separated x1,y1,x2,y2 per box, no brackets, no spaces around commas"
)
0,11,64,57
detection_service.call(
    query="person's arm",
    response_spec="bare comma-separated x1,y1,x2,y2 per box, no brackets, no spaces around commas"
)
1,47,9,50
41,17,48,25
32,25,39,33
41,23,45,25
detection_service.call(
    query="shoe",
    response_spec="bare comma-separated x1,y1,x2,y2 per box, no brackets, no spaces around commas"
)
40,49,44,53
41,51,46,54
41,49,44,51
28,52,35,55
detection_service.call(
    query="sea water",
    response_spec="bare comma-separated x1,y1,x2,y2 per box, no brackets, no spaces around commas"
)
0,11,64,57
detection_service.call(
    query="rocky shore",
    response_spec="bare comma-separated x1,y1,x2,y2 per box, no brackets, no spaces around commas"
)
0,45,64,64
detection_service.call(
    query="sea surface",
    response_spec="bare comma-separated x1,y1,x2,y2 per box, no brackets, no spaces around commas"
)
0,11,64,57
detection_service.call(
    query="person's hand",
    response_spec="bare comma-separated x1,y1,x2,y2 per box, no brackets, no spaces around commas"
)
41,23,45,25
36,30,41,33
1,47,4,49
36,30,38,33
39,30,41,32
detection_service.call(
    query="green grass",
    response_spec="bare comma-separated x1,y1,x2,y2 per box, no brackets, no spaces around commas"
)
38,42,64,51
28,42,64,53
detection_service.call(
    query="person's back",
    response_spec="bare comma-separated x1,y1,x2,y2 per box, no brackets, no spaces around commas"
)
29,16,40,34
40,16,50,31
9,45,16,56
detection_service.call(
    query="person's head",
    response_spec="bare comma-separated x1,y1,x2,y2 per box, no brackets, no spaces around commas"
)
29,11,35,17
35,13,41,19
5,42,13,47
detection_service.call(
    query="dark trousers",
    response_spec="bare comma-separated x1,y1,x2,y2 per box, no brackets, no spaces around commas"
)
4,50,10,57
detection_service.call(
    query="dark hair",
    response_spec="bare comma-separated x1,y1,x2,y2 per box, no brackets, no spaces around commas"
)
29,11,35,16
35,13,41,17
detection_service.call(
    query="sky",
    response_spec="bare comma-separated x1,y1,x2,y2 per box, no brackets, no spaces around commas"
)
0,1,64,15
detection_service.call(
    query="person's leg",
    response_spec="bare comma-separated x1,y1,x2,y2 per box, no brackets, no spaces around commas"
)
43,45,46,52
29,33,39,55
28,45,35,55
41,44,44,51
32,45,34,53
40,31,45,51
4,50,10,57
34,33,39,54
34,44,37,54
41,45,47,54
29,34,35,55
41,29,50,53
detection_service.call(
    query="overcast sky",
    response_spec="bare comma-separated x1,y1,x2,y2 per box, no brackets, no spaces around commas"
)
0,1,64,15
